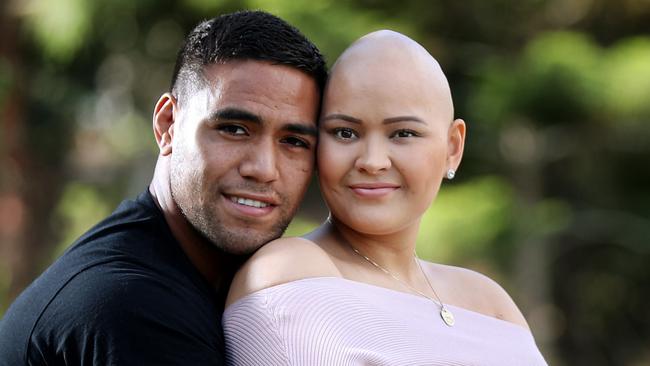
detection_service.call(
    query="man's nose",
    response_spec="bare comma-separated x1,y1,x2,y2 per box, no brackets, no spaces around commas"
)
238,138,280,183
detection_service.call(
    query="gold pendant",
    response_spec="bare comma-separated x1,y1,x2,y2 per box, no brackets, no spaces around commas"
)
440,307,455,327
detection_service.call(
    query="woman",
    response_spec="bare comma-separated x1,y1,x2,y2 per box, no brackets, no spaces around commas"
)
223,30,547,365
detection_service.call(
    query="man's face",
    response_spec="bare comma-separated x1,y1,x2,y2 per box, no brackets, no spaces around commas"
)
169,60,319,255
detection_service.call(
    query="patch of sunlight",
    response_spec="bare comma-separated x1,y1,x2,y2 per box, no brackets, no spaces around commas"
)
283,215,319,237
522,31,602,107
416,176,514,263
524,31,600,78
603,37,650,121
20,0,92,62
51,183,112,258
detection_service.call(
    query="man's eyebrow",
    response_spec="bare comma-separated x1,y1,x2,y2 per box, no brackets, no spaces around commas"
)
383,116,426,124
321,114,362,124
209,108,317,137
283,123,318,137
208,108,261,124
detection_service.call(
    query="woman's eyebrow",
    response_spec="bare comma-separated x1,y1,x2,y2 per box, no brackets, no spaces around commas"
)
321,114,425,125
383,116,425,124
321,114,362,124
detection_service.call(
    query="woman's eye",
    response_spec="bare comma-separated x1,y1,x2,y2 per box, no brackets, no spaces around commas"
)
218,124,248,136
392,130,418,138
333,128,358,140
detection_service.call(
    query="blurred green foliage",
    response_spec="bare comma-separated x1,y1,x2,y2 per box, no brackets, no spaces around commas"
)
22,0,93,62
2,0,649,365
418,176,516,263
51,183,112,259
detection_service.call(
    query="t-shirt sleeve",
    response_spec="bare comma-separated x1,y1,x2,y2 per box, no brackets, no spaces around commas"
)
223,293,289,366
29,264,224,366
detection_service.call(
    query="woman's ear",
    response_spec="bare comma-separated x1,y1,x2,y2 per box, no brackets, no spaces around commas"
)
153,93,178,156
447,118,466,172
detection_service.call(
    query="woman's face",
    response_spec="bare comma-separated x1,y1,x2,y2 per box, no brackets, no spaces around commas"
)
317,53,464,236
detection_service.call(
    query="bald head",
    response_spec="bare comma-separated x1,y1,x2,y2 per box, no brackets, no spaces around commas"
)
317,31,467,234
323,30,454,124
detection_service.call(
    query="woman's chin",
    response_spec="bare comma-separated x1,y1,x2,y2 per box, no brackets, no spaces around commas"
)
333,214,418,237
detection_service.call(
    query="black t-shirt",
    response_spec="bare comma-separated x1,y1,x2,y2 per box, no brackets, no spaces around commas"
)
0,190,225,365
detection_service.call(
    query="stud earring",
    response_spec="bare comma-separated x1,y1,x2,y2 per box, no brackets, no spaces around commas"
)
446,169,456,180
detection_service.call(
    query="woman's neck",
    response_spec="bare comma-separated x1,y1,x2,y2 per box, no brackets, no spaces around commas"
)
324,216,422,281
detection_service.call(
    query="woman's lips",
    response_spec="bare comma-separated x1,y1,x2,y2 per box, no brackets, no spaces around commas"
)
349,183,400,198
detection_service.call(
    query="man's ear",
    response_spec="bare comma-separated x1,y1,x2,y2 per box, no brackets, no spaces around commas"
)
447,118,467,172
153,93,178,156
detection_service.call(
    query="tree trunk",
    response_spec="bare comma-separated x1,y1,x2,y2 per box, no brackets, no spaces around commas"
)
0,2,65,310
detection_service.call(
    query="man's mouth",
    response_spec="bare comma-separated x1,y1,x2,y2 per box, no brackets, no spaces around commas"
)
228,196,271,208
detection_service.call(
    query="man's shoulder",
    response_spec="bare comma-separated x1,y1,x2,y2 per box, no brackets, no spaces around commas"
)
0,190,223,365
40,261,220,332
0,259,222,365
0,190,175,335
69,190,163,248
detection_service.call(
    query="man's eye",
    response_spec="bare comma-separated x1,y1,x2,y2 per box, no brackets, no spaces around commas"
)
218,125,248,136
333,128,358,140
282,136,310,149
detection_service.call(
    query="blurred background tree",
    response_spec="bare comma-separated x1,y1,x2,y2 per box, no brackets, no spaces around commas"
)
1,0,649,365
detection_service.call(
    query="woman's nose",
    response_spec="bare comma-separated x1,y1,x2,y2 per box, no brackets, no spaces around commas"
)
354,135,391,175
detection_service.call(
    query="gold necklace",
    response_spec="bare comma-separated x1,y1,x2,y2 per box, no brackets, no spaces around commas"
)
350,246,455,327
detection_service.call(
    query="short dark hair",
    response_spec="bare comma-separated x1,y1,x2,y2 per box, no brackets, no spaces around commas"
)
170,10,327,104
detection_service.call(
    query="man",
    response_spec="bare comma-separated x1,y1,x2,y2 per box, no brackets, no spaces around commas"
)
0,10,326,365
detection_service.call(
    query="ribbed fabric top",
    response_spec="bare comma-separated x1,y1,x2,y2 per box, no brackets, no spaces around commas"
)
223,277,547,365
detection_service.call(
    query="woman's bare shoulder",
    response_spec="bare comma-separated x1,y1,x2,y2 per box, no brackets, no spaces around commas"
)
423,261,530,330
226,237,341,308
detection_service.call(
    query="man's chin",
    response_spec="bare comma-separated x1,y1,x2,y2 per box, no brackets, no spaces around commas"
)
206,228,285,256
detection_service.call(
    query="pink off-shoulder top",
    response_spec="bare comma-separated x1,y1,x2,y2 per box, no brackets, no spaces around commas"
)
223,277,547,365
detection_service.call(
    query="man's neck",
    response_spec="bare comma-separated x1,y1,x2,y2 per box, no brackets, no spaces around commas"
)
148,168,243,289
